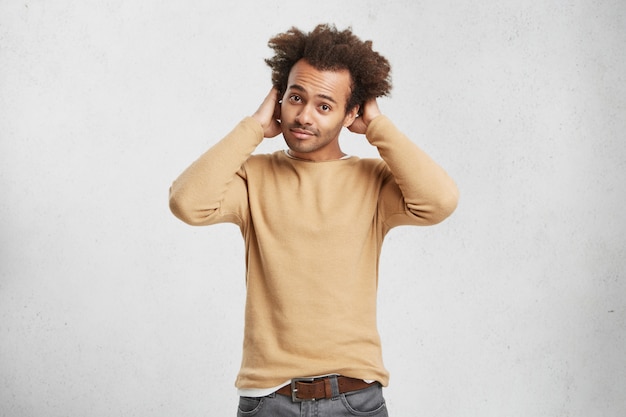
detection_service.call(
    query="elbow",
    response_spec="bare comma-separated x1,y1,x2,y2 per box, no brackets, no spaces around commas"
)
433,186,460,224
432,183,460,224
169,193,193,225
411,183,460,225
169,188,206,226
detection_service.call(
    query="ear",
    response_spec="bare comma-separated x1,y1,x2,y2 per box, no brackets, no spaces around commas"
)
275,98,283,122
343,105,360,127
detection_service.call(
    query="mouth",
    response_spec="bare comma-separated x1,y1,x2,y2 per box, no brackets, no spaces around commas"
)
290,128,316,140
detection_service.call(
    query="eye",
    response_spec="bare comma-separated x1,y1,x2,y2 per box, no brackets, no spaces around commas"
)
289,94,302,103
320,104,331,112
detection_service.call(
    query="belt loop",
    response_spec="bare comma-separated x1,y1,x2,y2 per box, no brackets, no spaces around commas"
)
329,375,340,400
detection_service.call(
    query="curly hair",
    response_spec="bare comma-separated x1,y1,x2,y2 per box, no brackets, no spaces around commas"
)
265,24,392,113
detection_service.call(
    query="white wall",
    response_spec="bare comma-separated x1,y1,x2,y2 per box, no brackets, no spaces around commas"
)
1,1,625,416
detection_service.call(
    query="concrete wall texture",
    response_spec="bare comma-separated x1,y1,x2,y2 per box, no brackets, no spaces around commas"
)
1,1,625,416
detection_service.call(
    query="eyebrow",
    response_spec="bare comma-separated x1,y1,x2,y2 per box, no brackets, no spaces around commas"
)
288,84,338,105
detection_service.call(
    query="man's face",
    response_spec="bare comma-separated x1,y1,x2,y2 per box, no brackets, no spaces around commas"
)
280,59,358,161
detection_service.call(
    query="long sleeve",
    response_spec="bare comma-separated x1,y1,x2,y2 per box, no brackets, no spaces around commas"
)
168,115,457,389
169,117,264,225
366,115,459,226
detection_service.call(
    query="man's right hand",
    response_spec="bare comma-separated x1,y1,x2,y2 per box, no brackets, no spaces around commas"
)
252,88,282,138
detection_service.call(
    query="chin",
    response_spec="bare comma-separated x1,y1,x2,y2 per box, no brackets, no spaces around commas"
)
283,135,302,152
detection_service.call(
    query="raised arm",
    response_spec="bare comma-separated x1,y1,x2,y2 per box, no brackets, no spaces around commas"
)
350,99,459,226
169,89,281,225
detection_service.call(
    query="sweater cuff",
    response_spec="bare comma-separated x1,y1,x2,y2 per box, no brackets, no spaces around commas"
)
239,116,265,144
365,115,397,145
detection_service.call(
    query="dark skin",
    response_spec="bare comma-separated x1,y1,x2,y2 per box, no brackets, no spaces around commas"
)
252,63,383,161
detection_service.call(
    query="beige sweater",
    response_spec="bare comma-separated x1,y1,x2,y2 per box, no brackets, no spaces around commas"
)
169,115,458,389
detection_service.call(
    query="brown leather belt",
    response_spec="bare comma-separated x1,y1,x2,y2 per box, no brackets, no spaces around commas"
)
276,376,374,402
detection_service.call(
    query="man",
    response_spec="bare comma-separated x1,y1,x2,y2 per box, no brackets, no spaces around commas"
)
169,24,458,417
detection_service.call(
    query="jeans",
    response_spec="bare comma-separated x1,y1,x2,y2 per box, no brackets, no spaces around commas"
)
236,381,389,417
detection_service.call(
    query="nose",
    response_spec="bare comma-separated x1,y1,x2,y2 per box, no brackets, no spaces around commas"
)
295,104,313,126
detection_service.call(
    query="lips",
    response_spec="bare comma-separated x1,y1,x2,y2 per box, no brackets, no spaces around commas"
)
290,127,316,140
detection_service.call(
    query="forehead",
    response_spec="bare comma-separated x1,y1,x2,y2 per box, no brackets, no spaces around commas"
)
286,59,352,105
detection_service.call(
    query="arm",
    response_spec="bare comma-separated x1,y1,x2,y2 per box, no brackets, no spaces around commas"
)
350,100,459,226
169,89,281,225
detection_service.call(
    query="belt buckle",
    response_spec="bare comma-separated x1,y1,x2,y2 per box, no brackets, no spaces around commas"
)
290,377,315,402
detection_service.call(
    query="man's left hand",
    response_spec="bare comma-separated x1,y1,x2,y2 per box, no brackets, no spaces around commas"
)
348,98,382,134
